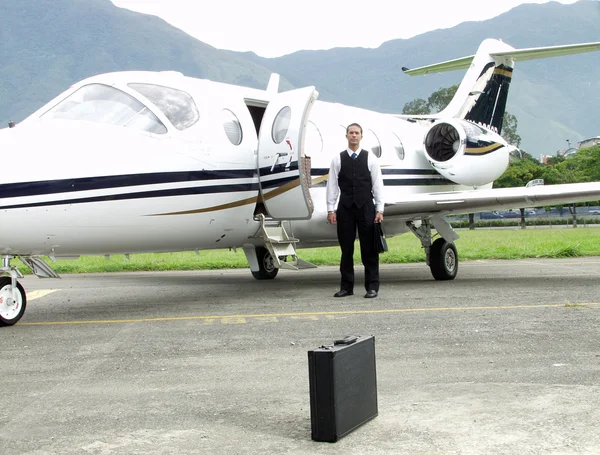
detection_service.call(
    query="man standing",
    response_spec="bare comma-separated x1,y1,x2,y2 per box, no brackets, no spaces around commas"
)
326,123,384,298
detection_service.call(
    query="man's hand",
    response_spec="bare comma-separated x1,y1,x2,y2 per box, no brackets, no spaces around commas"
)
374,211,384,223
328,212,337,224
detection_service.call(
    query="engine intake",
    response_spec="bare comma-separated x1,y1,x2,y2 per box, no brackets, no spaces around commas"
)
425,122,463,162
423,119,509,187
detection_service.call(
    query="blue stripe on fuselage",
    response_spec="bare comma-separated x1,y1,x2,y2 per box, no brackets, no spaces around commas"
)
0,167,453,210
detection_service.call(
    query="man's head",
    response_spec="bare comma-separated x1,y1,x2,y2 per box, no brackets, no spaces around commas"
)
346,123,363,150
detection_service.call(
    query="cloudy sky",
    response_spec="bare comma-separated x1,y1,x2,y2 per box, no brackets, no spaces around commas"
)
111,0,579,57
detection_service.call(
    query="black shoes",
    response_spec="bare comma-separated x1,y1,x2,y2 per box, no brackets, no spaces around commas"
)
334,289,377,298
334,289,353,297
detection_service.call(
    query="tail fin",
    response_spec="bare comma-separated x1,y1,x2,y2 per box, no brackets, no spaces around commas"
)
403,39,600,134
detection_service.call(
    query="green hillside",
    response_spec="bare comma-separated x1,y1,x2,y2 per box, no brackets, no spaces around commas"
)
0,0,290,126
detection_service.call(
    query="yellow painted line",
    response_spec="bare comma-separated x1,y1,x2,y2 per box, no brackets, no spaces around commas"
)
517,260,600,265
27,290,60,301
380,260,600,270
19,302,600,326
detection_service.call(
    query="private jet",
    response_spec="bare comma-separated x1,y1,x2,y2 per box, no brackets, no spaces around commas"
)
1,38,600,326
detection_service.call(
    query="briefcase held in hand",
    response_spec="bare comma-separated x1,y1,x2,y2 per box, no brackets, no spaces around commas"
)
374,222,388,254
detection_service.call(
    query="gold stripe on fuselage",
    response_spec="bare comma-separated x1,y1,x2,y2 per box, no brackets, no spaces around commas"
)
149,194,260,216
465,142,504,155
147,175,329,216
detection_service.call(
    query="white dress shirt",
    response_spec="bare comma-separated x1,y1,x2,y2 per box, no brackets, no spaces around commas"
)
326,148,385,213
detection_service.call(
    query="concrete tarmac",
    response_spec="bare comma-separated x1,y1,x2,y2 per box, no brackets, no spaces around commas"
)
2,258,600,454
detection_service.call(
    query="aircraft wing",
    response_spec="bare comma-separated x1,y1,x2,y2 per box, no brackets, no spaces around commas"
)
384,182,600,218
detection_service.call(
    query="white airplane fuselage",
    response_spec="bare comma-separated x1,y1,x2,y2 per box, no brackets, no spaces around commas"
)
0,71,481,258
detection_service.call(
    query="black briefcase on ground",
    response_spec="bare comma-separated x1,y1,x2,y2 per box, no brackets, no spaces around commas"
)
307,335,378,442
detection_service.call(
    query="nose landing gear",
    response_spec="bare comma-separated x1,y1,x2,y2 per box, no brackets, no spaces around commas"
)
0,256,27,326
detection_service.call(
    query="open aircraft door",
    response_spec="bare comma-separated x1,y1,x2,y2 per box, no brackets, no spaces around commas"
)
257,86,318,220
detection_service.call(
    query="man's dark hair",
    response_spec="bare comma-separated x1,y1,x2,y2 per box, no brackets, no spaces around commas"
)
346,123,363,134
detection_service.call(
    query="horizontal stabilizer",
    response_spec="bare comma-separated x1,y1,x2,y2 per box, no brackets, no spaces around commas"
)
403,41,600,76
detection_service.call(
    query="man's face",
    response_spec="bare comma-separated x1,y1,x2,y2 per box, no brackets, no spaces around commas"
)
346,126,362,146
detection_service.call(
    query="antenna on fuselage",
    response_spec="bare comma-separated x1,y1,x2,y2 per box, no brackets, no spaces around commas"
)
266,73,280,93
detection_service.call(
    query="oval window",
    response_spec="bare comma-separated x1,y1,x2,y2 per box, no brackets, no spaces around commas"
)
304,121,323,157
272,106,291,144
222,109,243,145
363,129,382,158
393,133,405,160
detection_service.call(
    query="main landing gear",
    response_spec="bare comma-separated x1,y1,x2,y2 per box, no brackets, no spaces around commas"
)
0,257,27,327
429,237,458,280
407,218,458,281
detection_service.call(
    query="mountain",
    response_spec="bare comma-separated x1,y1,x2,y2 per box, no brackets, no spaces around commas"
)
242,0,600,157
1,0,599,158
0,0,292,126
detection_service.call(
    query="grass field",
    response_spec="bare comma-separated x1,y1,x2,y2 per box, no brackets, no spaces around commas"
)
16,227,600,275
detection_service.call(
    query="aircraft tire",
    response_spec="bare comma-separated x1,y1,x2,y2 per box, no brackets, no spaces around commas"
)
251,247,279,280
429,238,458,281
0,277,27,327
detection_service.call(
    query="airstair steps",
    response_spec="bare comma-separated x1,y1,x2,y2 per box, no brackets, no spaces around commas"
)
256,215,316,271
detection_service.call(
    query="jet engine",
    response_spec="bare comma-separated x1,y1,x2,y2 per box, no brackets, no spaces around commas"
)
423,118,510,187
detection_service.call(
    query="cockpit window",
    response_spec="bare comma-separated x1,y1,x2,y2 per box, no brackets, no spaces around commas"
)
42,84,167,134
128,83,199,131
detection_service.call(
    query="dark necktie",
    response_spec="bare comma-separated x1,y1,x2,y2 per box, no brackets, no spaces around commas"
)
351,152,357,160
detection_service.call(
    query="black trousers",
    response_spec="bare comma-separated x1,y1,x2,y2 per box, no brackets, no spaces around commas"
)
336,201,379,292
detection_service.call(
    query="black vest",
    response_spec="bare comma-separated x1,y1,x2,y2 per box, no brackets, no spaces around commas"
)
338,150,373,208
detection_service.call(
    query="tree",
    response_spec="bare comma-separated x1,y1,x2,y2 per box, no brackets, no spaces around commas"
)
494,154,543,188
545,155,565,166
562,146,600,182
427,85,458,113
538,149,600,226
402,85,458,115
501,113,521,147
494,153,543,229
401,98,428,115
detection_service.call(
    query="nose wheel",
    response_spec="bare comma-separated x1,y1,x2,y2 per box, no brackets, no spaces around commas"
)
251,247,279,280
0,277,27,327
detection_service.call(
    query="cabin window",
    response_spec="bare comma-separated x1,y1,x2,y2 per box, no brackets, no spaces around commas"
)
42,84,167,134
128,83,199,131
304,121,322,156
393,133,405,160
222,109,243,145
272,106,291,144
363,129,382,158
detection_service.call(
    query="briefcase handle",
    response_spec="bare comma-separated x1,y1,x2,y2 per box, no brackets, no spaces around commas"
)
334,335,359,345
